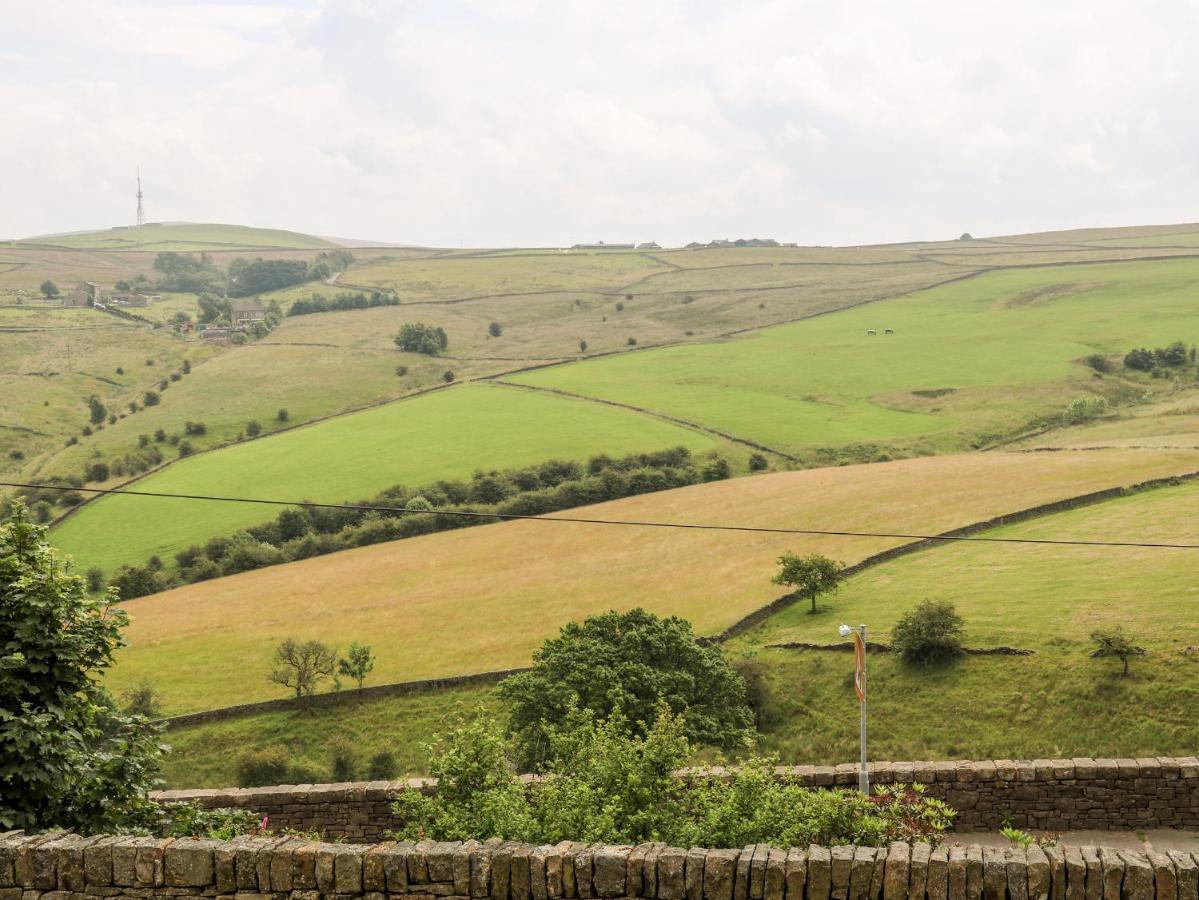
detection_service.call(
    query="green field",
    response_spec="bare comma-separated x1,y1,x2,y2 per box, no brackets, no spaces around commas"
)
160,475,1199,786
17,223,338,251
51,383,721,572
511,258,1199,456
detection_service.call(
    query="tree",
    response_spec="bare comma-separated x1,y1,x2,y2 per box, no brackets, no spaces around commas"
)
498,608,753,768
579,339,588,353
0,504,163,832
337,641,375,693
395,322,449,355
1091,627,1143,676
40,280,59,299
86,395,107,426
890,600,965,665
443,370,456,383
489,321,503,337
269,638,337,709
143,390,160,406
772,552,845,613
1124,347,1155,371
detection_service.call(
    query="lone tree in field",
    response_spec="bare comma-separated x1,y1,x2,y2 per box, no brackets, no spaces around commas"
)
498,608,754,768
488,321,503,337
337,641,376,694
1091,627,1143,677
270,638,337,710
40,280,59,299
394,322,449,356
0,503,163,833
891,600,965,666
772,552,845,613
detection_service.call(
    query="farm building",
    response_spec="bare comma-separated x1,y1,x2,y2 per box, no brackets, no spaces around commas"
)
636,241,661,249
230,299,267,328
108,291,150,307
63,282,101,307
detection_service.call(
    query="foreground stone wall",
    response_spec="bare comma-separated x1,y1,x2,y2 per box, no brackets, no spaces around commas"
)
2,832,1197,900
153,757,1199,843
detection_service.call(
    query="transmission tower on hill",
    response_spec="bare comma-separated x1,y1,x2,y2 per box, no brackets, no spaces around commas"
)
136,169,145,226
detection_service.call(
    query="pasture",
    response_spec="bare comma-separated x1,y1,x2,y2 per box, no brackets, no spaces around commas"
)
51,382,723,573
511,257,1199,456
17,223,338,251
105,448,1199,714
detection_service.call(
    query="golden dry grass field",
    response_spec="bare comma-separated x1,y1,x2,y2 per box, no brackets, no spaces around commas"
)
111,447,1199,714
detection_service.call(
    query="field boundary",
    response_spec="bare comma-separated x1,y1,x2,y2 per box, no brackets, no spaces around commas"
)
161,465,1199,728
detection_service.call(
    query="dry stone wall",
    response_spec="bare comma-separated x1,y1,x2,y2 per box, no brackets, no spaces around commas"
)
2,832,1196,900
152,757,1199,844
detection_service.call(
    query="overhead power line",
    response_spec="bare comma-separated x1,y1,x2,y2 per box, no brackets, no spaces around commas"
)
4,480,1198,550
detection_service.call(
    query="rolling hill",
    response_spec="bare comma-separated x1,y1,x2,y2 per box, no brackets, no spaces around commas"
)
16,223,339,251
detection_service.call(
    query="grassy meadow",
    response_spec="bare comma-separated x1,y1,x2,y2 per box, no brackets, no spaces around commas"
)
17,223,338,251
105,448,1199,714
158,473,1199,786
511,258,1199,456
52,382,723,573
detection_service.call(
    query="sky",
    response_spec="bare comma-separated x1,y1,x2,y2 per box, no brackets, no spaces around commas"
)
2,0,1198,247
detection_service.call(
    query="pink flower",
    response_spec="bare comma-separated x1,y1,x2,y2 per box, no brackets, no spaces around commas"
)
259,816,269,833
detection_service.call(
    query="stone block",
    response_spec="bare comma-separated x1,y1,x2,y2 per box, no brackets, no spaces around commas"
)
531,846,550,900
1168,853,1197,900
1026,845,1049,900
1081,847,1101,900
847,848,874,900
869,846,887,900
882,844,908,900
657,848,687,900
1042,847,1065,900
982,848,1005,900
965,847,983,900
556,841,576,900
410,841,435,885
830,848,853,900
291,840,319,891
784,849,806,900
268,837,307,891
765,848,786,900
1007,848,1029,900
383,841,416,894
926,846,947,900
704,849,739,900
233,837,274,892
568,845,590,900
472,842,497,898
753,846,773,900
53,835,92,892
255,837,287,893
164,839,217,888
908,844,930,900
807,846,831,900
1116,853,1152,900
1143,852,1175,900
334,844,368,895
456,841,480,898
593,847,631,899
685,849,707,900
947,848,966,900
736,847,754,900
645,844,666,900
492,843,514,900
510,844,533,900
429,843,461,885
1097,848,1123,900
134,838,173,888
364,842,395,893
83,836,119,889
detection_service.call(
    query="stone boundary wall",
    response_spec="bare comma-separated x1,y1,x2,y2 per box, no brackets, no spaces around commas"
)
1,831,1195,900
153,757,1199,844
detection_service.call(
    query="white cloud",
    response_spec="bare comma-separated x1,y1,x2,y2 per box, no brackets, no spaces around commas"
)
1,0,1198,245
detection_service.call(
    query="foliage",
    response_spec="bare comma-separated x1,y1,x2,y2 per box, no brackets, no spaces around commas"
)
890,600,965,666
154,252,227,295
1062,395,1108,424
338,641,376,692
143,390,160,407
269,639,338,708
497,608,754,768
443,370,456,383
228,257,310,297
772,552,846,613
40,280,59,298
109,564,164,600
392,707,954,846
159,801,259,840
287,290,399,316
489,321,503,337
748,453,769,471
85,566,105,593
1083,354,1112,373
329,736,358,782
368,750,398,780
0,504,164,832
236,746,291,787
121,680,164,719
395,322,449,356
88,395,108,425
1091,626,1143,676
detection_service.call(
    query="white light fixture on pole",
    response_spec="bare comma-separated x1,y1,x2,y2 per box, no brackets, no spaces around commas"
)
839,623,869,794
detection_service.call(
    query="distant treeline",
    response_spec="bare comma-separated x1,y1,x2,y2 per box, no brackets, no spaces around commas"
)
287,290,400,316
151,248,355,299
106,447,734,599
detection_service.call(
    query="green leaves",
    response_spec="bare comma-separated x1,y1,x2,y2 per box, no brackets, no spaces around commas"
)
0,503,164,833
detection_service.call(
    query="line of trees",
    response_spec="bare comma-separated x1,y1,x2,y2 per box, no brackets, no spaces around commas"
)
287,290,399,316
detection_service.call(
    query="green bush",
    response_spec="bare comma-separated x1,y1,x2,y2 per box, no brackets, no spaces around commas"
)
395,322,449,356
368,751,399,780
236,747,291,787
329,737,358,782
748,453,769,471
158,802,259,840
392,707,954,846
890,600,965,666
1062,395,1108,424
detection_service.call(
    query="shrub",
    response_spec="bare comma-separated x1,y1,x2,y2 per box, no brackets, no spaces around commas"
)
488,321,503,337
627,336,637,346
1124,347,1155,371
184,421,207,436
395,365,409,376
1091,626,1143,676
178,441,194,457
116,367,125,375
87,395,107,426
159,802,258,840
368,751,398,780
8,449,23,461
143,390,160,406
236,747,291,787
748,452,769,471
329,737,358,782
395,322,449,355
121,680,164,718
498,609,753,769
276,408,289,423
443,370,456,383
85,462,110,483
615,302,624,312
246,420,262,437
891,600,965,665
1063,395,1108,424
733,656,781,730
181,359,191,374
109,565,162,600
154,429,167,442
578,339,588,353
85,566,105,593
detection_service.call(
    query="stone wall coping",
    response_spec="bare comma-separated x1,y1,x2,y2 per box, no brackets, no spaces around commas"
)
1,832,1195,900
151,756,1199,802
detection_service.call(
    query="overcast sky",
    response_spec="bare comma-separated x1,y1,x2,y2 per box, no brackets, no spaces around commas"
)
3,0,1198,247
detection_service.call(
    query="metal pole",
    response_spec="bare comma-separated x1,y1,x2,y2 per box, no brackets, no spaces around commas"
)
859,625,869,795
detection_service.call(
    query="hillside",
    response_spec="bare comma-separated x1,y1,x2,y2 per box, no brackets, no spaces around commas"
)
15,223,338,251
107,448,1199,714
156,460,1199,786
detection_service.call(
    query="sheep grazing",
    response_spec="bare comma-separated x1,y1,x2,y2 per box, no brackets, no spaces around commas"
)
866,329,877,335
